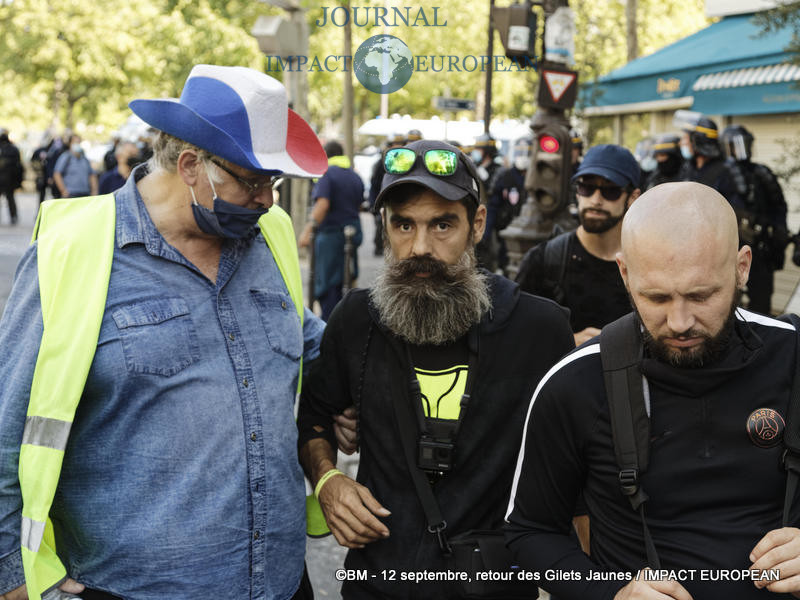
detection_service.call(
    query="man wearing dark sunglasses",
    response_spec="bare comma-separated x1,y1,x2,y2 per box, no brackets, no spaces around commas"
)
517,144,641,348
297,139,574,599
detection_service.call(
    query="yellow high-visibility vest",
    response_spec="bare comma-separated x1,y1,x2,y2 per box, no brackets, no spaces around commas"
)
20,194,325,600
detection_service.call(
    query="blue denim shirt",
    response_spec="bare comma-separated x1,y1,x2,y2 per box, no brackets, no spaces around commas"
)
0,167,325,599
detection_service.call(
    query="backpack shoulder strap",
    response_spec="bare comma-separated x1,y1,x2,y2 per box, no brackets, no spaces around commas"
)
599,312,661,568
542,232,571,305
599,313,650,486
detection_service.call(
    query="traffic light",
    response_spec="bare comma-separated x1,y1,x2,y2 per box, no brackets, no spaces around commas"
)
525,122,572,215
491,1,537,62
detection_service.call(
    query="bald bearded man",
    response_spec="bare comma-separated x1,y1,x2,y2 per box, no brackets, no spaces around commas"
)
505,182,800,600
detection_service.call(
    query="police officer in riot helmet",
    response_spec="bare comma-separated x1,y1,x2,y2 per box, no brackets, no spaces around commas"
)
570,128,583,175
719,124,789,314
635,137,657,190
479,137,532,273
674,110,732,193
369,133,407,255
470,133,500,186
568,129,585,220
405,129,423,143
644,133,683,191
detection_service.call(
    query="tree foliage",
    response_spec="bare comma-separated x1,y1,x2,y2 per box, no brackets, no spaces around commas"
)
753,1,800,65
0,0,708,143
0,0,264,136
573,0,707,89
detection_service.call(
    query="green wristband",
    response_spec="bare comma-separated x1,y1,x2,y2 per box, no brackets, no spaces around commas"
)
314,468,344,499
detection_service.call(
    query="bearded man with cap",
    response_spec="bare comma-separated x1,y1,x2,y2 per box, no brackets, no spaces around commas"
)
297,140,574,599
0,65,328,600
516,144,641,347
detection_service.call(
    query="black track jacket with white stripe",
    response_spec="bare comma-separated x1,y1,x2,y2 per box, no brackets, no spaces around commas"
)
505,309,800,600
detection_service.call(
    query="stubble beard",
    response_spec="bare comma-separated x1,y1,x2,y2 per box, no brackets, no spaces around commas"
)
636,290,742,368
369,244,491,346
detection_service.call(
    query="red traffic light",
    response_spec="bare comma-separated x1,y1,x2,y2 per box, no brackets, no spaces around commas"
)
539,135,560,153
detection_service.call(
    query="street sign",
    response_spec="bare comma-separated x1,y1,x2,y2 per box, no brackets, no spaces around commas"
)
538,67,578,110
491,2,537,61
544,7,576,65
434,97,477,112
507,25,531,52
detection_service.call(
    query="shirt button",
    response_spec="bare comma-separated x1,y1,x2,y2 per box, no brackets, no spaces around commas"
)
243,378,249,387
253,530,260,540
229,333,235,341
281,301,287,309
250,432,257,442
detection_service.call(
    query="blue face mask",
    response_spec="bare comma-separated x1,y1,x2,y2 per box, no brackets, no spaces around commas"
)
470,150,483,163
680,145,694,160
190,175,268,239
640,156,657,172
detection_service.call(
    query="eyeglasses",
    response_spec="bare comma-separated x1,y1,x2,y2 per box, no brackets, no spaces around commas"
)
384,148,459,177
575,181,627,201
209,159,280,197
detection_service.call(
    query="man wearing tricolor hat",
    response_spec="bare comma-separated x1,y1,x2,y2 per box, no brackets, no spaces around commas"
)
0,65,327,600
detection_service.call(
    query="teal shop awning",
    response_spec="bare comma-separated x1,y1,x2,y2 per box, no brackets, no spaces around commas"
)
580,13,798,116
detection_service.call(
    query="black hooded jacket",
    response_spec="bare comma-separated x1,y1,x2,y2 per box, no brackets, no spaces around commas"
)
298,272,574,599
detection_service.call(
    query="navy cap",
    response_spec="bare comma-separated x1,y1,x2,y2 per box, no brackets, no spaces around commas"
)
572,144,641,188
374,140,481,210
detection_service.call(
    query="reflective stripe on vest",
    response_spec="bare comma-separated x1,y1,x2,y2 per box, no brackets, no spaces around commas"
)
22,416,71,451
21,516,45,553
21,196,310,599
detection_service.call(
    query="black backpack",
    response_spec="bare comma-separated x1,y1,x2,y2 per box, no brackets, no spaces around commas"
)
516,231,571,305
599,312,800,569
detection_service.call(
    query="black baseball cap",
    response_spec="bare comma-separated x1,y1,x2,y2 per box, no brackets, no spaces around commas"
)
571,144,641,188
374,140,481,210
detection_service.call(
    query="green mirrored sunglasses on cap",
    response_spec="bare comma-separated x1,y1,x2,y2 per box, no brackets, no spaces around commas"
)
384,148,459,177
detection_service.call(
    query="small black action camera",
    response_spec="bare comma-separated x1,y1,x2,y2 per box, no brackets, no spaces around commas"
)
417,437,455,472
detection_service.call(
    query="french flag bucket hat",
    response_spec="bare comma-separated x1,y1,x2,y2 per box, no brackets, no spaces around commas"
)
129,64,327,178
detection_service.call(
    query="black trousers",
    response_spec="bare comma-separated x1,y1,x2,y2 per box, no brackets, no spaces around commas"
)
0,187,16,222
80,564,314,600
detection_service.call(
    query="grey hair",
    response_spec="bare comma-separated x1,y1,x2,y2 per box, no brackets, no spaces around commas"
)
148,131,223,184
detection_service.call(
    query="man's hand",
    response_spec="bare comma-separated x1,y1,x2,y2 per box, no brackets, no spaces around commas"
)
750,527,800,595
1,578,85,600
574,327,602,347
298,224,313,248
614,570,693,600
317,472,391,549
333,407,358,455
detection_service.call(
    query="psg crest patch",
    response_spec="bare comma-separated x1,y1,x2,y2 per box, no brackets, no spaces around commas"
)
746,408,785,449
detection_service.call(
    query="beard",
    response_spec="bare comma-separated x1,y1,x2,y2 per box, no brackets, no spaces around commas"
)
579,208,625,233
636,289,742,369
369,245,491,346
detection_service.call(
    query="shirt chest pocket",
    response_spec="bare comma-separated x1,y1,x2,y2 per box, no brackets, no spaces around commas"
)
111,297,201,376
250,289,302,361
